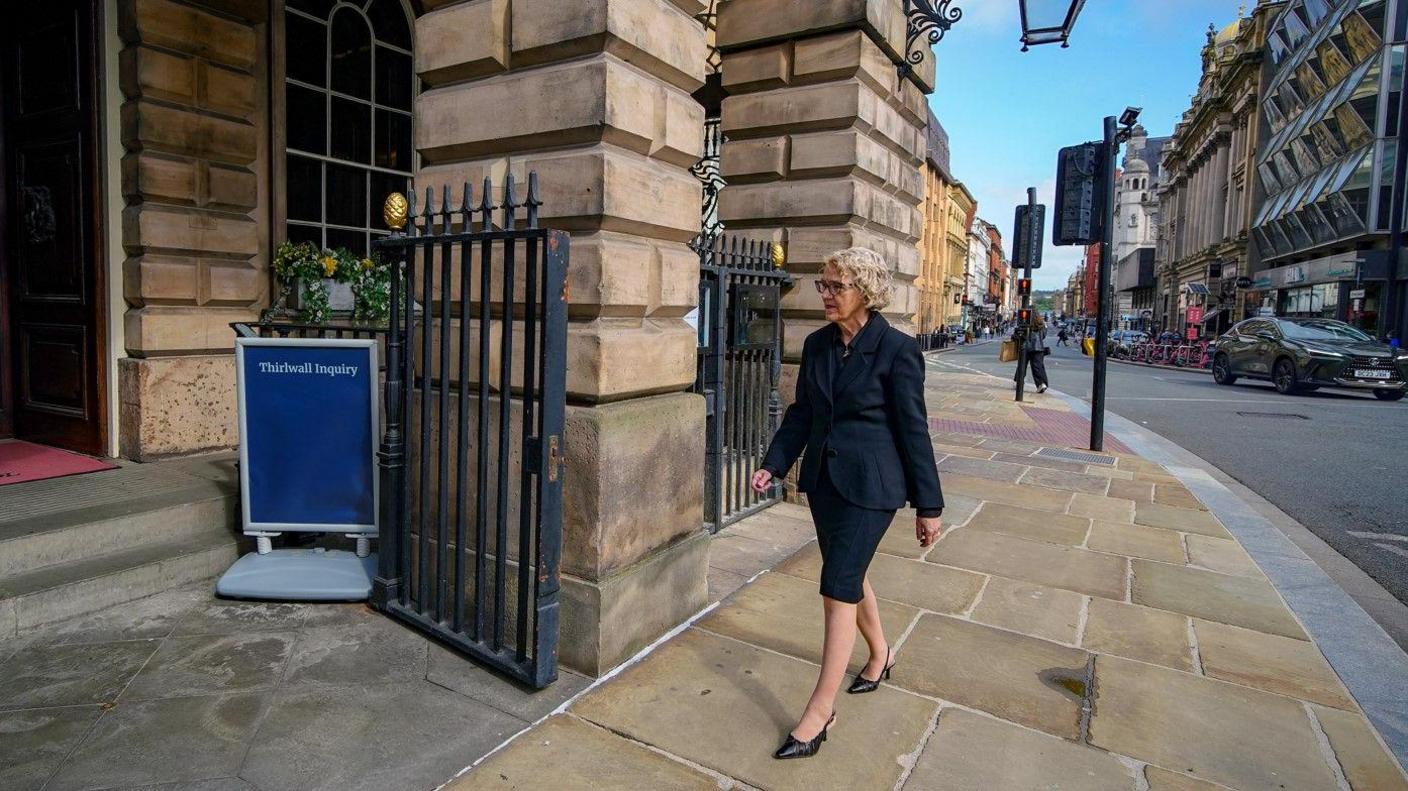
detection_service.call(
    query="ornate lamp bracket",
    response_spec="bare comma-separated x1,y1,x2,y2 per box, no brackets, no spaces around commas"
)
900,0,962,78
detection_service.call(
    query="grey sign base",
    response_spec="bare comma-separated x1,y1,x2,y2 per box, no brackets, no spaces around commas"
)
215,548,378,601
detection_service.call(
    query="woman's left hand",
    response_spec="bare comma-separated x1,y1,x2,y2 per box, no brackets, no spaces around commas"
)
916,515,943,547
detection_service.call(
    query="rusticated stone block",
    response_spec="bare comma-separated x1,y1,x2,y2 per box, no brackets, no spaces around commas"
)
203,260,265,305
789,130,923,202
122,153,198,205
417,57,702,168
200,63,256,118
188,0,267,22
123,204,260,257
120,0,257,69
721,43,791,93
717,0,904,61
721,178,920,241
720,136,788,183
560,392,705,581
416,0,509,87
792,28,890,91
118,354,239,460
206,163,258,210
124,305,259,355
123,254,199,303
122,101,256,165
559,530,709,675
565,319,697,401
120,46,195,104
722,81,860,138
511,0,705,93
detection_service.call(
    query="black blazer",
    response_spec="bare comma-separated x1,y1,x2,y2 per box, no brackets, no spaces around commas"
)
762,312,944,513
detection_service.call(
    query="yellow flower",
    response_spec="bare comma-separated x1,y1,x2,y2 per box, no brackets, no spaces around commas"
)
361,258,374,271
321,255,338,277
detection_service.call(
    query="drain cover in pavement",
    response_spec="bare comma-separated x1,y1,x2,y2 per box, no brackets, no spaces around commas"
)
1035,447,1118,466
1236,411,1309,420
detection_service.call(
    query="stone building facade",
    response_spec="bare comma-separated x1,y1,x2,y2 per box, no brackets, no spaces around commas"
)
945,182,978,327
918,109,960,334
0,0,942,675
1154,4,1281,338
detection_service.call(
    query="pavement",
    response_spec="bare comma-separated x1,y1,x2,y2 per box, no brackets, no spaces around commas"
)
942,340,1408,647
0,584,590,790
447,367,1408,791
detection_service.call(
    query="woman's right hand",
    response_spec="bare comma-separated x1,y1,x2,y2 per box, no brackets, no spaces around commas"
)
751,469,774,493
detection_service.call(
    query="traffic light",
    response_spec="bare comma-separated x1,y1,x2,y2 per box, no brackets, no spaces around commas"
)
1018,308,1033,324
1017,278,1032,298
1054,141,1105,246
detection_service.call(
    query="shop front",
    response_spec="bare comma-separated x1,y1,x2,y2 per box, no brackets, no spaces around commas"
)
1243,251,1391,336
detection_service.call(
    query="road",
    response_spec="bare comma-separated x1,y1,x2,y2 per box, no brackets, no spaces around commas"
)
937,339,1408,605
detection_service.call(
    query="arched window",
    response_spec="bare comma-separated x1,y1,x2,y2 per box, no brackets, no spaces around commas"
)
283,0,414,256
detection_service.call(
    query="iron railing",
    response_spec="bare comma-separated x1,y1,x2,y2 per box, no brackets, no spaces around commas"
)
693,236,791,532
371,173,568,688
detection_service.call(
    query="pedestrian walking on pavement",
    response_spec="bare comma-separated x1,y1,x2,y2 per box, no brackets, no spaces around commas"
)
752,247,944,761
1057,327,1069,346
1017,316,1050,393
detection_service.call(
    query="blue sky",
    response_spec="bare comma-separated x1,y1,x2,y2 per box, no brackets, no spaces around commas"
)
929,0,1252,288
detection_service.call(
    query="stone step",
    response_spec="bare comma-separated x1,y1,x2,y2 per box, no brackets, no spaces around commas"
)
0,480,238,578
0,530,246,638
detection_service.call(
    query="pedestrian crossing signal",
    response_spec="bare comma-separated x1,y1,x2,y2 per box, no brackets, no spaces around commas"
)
1018,309,1033,324
1017,278,1032,297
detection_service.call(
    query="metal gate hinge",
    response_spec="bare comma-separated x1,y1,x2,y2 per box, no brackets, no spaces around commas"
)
547,435,561,482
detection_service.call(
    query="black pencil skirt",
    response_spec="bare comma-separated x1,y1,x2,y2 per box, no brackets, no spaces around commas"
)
806,460,898,604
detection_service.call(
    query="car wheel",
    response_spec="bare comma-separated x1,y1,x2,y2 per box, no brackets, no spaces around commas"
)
1372,389,1405,402
1212,354,1237,385
1273,358,1300,394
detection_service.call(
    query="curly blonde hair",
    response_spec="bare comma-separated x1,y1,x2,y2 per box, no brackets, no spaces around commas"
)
824,247,893,311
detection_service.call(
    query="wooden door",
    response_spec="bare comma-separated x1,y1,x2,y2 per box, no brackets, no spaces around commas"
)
1,0,107,454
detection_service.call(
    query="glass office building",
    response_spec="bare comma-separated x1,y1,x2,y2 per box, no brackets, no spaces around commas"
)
1250,0,1405,335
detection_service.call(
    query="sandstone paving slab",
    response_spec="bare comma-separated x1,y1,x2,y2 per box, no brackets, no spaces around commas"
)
724,508,816,547
171,600,310,636
992,451,1089,472
1106,479,1154,503
426,643,591,722
1193,619,1354,710
937,455,1029,483
1144,766,1230,790
930,430,985,447
937,474,1074,513
1090,655,1340,791
1154,483,1206,510
1311,703,1408,791
1019,466,1112,496
699,571,918,673
46,691,270,791
1067,492,1135,522
572,627,938,791
1131,560,1307,640
1185,534,1261,578
975,437,1051,455
970,576,1084,644
962,502,1091,547
1135,472,1182,484
1083,466,1136,480
890,614,1090,740
1087,521,1186,564
710,532,808,577
1081,597,1192,672
929,529,1127,600
707,566,749,602
907,707,1135,791
1133,502,1230,539
27,585,205,646
282,616,429,686
242,681,524,791
0,706,103,791
778,542,984,615
449,714,721,790
0,639,158,709
934,442,998,460
123,632,296,701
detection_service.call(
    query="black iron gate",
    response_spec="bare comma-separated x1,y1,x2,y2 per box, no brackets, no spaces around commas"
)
693,236,792,532
371,174,568,688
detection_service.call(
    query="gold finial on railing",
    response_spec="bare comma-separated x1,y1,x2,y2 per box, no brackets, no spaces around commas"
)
383,192,409,231
770,242,785,269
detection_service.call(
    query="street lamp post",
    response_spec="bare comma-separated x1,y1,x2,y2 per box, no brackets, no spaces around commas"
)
1017,0,1087,50
1090,108,1141,452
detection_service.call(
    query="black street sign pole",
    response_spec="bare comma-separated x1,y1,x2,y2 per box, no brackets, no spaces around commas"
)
1091,116,1118,452
1015,187,1038,402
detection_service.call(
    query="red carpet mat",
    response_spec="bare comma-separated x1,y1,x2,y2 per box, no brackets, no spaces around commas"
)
0,440,117,486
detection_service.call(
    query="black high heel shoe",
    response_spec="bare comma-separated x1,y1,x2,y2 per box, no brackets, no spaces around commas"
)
846,648,895,694
773,712,836,760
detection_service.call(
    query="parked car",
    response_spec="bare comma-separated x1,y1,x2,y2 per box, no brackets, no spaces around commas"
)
1211,317,1408,400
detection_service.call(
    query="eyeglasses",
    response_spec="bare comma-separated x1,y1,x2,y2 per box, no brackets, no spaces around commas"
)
814,279,856,296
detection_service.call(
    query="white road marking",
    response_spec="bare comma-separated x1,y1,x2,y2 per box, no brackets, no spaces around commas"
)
1350,531,1408,543
1375,543,1408,559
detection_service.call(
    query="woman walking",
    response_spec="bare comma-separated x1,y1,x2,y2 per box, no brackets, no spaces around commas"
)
751,248,944,760
1017,316,1050,393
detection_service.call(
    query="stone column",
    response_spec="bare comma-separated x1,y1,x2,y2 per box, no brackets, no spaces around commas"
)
116,0,268,459
715,0,933,362
411,0,708,675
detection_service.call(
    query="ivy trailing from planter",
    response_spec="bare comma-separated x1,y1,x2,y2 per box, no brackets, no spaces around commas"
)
269,241,392,325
